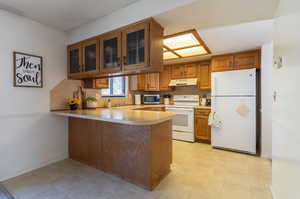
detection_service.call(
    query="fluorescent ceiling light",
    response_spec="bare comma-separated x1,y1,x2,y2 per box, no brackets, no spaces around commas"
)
163,52,179,60
164,33,200,49
163,29,211,60
175,46,207,57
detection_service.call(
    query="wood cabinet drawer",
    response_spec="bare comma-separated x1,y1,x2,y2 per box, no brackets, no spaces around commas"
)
195,109,211,115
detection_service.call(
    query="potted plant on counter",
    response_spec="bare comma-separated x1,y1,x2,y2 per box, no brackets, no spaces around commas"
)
86,97,98,109
67,98,80,110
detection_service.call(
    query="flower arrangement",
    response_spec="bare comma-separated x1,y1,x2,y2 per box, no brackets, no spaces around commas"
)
67,98,80,110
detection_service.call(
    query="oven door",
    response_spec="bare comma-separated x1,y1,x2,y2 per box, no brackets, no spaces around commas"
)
166,107,194,132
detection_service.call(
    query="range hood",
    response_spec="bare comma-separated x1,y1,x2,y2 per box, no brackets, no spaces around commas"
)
169,78,198,87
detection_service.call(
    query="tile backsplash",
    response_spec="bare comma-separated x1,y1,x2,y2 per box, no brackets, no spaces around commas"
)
50,80,208,110
50,79,134,111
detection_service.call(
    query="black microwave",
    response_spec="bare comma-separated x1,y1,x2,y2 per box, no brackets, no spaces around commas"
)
143,94,160,104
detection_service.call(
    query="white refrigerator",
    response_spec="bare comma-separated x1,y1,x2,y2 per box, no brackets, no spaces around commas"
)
211,69,257,154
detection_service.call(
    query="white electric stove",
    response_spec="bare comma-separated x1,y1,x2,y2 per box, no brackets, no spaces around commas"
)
166,95,200,142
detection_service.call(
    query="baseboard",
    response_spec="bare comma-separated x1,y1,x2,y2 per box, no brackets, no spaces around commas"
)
0,153,68,182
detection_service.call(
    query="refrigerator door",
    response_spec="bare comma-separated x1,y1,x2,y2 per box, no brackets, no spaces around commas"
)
212,69,256,97
211,96,256,154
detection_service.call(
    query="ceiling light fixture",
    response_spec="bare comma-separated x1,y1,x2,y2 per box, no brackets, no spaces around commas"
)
163,29,211,60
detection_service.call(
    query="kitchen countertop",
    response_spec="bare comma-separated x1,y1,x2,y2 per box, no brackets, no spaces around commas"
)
52,107,176,126
114,104,166,110
115,104,211,110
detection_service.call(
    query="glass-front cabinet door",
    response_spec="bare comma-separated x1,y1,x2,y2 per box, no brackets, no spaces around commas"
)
82,39,99,74
68,44,82,77
100,32,122,73
122,22,149,71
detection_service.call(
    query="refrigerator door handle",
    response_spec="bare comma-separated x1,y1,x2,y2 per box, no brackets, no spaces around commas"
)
213,77,217,99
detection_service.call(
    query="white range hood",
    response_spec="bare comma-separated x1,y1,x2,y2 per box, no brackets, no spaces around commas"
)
169,78,198,87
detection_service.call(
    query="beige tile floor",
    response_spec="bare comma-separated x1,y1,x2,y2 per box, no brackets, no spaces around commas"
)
3,141,272,199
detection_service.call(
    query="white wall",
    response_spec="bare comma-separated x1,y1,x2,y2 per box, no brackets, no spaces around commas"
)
261,42,273,159
0,9,68,181
67,0,197,44
272,0,300,198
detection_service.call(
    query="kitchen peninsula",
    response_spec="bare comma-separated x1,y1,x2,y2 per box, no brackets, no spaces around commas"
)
52,108,175,190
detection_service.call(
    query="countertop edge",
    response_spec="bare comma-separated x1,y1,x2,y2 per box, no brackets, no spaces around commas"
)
51,111,175,126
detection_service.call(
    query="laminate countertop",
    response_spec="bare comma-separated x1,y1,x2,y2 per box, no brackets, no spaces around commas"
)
115,104,211,110
52,108,176,126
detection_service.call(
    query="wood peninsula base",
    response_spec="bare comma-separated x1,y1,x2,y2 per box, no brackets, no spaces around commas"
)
68,117,172,190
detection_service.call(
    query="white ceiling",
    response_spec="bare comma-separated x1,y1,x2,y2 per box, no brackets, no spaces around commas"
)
0,0,140,31
155,0,279,35
0,0,277,61
155,0,278,63
199,20,274,55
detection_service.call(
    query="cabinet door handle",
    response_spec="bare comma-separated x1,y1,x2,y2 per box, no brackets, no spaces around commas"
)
123,56,127,65
117,57,121,66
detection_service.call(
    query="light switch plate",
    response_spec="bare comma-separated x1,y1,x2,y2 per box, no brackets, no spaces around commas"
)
274,56,283,69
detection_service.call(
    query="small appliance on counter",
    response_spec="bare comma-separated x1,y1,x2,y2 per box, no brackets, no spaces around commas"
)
206,98,211,106
143,94,160,104
135,94,141,105
200,95,207,106
163,94,171,105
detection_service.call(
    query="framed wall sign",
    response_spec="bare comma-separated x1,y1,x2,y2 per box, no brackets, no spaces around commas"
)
13,51,43,88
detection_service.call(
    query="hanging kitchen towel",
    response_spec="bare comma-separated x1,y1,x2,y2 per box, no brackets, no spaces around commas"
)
208,112,222,128
236,103,250,117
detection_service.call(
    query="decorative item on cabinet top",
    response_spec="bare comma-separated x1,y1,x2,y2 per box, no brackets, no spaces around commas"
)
67,18,164,80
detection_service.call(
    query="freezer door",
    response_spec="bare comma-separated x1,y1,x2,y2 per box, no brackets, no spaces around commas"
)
211,96,256,154
212,69,256,96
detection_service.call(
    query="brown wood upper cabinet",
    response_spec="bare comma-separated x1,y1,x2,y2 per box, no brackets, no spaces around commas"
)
171,64,183,79
234,50,260,70
68,39,100,78
184,63,198,78
130,73,160,91
100,31,122,74
159,65,172,91
83,78,109,89
122,22,150,71
211,54,234,72
68,43,82,78
212,50,260,72
171,63,198,79
82,39,100,74
130,74,145,91
198,62,211,90
68,18,163,79
146,73,160,91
